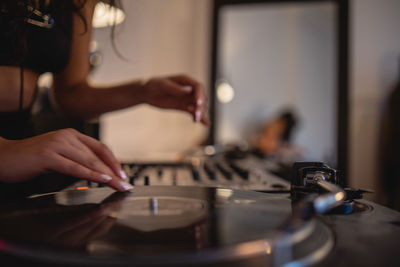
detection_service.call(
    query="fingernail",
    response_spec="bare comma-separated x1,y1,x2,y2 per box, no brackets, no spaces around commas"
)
196,98,203,106
182,86,192,92
117,181,133,191
120,170,128,180
99,174,113,182
195,110,201,122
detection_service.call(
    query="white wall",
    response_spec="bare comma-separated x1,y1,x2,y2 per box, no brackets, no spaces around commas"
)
91,0,211,162
217,2,337,164
349,0,400,200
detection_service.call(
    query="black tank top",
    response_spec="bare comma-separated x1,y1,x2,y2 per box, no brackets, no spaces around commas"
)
0,2,73,139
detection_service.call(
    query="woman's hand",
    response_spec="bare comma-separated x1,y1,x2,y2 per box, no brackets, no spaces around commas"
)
142,74,210,126
0,129,132,192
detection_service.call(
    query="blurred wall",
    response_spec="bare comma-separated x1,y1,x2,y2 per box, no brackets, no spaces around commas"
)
91,0,400,201
349,0,400,200
91,0,211,161
216,2,337,164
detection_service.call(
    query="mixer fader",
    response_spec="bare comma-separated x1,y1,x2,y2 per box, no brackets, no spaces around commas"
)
75,147,292,192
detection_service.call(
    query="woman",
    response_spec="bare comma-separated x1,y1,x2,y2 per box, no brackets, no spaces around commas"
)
0,0,208,193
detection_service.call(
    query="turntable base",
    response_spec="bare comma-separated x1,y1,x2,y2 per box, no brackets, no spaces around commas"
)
0,186,399,266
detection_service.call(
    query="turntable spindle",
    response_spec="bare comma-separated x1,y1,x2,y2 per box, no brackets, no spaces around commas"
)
149,197,158,215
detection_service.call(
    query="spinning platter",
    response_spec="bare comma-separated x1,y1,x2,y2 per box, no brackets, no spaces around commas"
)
0,186,334,267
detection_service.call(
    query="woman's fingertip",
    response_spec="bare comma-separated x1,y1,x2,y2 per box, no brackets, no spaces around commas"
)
195,110,201,122
120,170,128,180
182,85,192,92
116,181,133,191
201,116,211,126
99,174,113,182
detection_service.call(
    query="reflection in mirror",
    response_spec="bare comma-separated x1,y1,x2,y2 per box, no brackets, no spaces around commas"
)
216,2,337,165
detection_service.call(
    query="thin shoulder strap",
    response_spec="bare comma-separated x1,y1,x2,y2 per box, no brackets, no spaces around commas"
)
19,65,24,111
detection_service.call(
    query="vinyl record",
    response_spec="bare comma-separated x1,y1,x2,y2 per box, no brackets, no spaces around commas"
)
0,186,333,266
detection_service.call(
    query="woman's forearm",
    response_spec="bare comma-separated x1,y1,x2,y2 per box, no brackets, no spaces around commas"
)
54,80,147,120
54,74,209,125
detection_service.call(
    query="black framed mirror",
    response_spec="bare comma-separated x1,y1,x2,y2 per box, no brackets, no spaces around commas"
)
208,0,349,183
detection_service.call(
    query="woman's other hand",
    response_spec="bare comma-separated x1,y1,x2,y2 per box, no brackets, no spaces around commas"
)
0,129,132,191
142,74,210,126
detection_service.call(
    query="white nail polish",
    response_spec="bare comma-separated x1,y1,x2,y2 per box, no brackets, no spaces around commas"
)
182,86,192,92
118,181,133,191
195,110,201,122
197,98,203,106
120,170,128,180
100,174,112,182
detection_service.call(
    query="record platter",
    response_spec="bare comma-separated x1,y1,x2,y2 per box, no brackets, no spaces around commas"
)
0,158,399,266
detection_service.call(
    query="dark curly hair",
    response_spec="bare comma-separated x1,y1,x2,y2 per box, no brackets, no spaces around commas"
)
0,0,122,65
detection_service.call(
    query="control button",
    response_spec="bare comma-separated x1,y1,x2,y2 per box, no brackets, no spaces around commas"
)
191,167,201,181
133,165,146,177
216,163,233,180
157,167,163,178
271,183,285,189
229,162,249,180
129,175,136,185
204,162,216,180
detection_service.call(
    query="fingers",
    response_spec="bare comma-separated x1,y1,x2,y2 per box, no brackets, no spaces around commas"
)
73,131,125,179
58,142,114,179
169,75,206,107
49,153,132,192
201,115,211,126
106,178,135,192
145,74,210,125
49,153,111,183
46,129,132,191
147,77,191,97
186,102,210,126
169,75,208,124
169,74,199,87
161,78,192,96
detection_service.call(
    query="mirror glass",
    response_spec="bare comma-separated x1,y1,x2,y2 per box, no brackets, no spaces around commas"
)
216,1,337,165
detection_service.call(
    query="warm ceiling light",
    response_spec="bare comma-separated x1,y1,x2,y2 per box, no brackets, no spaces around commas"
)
92,2,125,28
217,81,235,103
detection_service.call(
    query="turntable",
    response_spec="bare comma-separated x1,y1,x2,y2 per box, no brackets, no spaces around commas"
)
0,161,399,267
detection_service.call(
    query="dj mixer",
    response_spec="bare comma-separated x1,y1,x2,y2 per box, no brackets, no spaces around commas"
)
76,146,292,192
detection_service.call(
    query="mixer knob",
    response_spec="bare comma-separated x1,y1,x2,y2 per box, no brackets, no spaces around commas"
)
157,167,163,178
204,162,216,180
229,162,249,180
129,175,136,185
216,163,233,180
191,167,201,181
